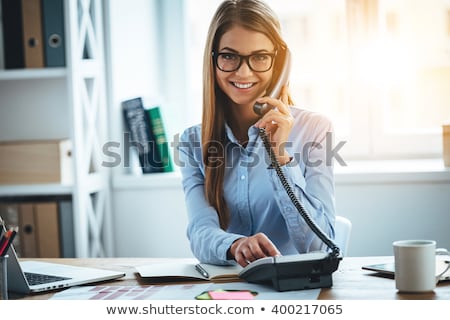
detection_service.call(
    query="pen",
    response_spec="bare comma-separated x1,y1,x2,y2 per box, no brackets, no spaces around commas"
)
3,230,17,256
0,216,5,232
0,231,11,256
0,229,10,251
0,227,17,256
195,264,209,278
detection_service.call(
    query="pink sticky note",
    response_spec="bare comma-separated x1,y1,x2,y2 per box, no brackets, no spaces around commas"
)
208,290,255,300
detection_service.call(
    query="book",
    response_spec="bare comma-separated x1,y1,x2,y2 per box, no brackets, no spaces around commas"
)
41,0,66,67
122,97,164,173
21,0,45,68
147,106,174,172
135,261,243,283
2,0,25,68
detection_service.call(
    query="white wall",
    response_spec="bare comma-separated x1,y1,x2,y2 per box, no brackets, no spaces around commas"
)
111,163,450,258
112,174,193,258
104,0,161,177
0,79,69,141
336,178,450,256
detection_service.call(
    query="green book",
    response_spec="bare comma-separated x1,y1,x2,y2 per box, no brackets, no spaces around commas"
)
147,107,174,172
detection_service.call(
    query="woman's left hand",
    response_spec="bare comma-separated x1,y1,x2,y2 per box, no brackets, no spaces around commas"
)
254,85,294,165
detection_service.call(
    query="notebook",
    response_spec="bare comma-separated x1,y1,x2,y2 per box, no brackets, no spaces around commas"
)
6,245,125,294
362,258,450,282
136,261,242,283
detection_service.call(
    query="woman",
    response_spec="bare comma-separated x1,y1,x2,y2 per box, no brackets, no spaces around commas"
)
177,0,336,267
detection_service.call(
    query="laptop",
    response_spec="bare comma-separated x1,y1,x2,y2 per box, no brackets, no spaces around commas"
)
6,245,125,294
362,258,450,282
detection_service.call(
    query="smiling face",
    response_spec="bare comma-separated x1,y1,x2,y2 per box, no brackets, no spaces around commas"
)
215,25,275,111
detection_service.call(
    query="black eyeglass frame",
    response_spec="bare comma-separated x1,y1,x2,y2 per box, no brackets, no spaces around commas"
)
212,51,277,73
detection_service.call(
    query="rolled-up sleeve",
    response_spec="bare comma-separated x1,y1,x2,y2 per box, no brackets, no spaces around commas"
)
176,127,242,264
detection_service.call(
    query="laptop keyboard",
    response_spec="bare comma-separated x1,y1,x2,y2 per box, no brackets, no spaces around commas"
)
25,272,72,285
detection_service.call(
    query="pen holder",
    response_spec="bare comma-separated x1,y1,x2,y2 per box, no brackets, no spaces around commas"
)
0,255,8,300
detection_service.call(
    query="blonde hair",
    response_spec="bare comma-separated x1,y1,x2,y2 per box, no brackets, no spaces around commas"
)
202,0,288,229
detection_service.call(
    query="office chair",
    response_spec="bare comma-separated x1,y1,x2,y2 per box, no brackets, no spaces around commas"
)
334,215,352,256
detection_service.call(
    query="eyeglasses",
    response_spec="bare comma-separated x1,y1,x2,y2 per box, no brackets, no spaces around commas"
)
213,51,276,72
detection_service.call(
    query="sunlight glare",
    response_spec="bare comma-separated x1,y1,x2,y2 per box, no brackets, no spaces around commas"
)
356,39,415,87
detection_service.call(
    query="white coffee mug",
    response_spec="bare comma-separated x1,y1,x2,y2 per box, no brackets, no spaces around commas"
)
393,240,450,293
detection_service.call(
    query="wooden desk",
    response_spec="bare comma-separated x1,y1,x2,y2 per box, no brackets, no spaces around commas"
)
319,256,450,300
14,256,450,300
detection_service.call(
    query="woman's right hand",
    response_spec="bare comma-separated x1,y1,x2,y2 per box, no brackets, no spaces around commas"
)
230,233,281,267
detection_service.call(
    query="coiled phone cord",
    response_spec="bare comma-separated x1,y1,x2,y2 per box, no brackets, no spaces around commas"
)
258,128,341,258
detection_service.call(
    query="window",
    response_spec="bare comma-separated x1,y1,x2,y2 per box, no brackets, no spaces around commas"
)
182,0,450,160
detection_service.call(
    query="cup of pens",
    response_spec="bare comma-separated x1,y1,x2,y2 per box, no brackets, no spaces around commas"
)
1,218,18,300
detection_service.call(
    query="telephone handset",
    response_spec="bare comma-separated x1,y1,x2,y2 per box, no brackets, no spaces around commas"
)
239,48,342,291
253,48,292,116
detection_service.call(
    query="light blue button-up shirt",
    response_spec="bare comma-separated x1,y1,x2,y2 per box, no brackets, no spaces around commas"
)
177,107,336,265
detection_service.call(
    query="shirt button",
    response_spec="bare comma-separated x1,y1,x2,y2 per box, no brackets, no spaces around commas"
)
240,175,246,180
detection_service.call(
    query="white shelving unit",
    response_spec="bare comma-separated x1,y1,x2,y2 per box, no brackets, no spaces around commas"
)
0,0,112,257
0,68,67,80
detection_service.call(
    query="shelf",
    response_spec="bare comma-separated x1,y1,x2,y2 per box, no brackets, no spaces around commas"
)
112,159,450,190
335,158,450,184
0,183,73,197
113,171,182,190
0,173,110,198
0,68,66,80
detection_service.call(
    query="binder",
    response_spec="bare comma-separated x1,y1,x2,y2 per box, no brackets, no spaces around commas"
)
0,3,5,69
58,200,75,258
1,0,25,69
35,202,61,258
21,0,45,68
41,0,66,67
18,203,39,258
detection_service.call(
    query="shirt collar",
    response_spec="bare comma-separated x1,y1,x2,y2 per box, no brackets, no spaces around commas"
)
224,123,260,146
